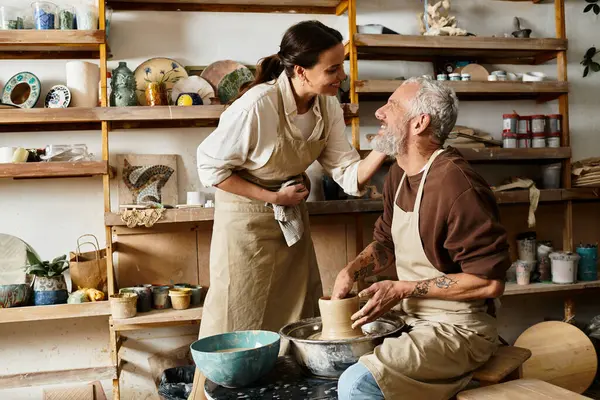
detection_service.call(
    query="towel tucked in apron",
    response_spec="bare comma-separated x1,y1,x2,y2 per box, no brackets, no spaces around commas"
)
360,149,499,400
267,179,305,247
198,86,330,341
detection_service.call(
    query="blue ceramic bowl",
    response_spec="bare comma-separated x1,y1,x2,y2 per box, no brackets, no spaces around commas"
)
34,289,68,306
190,330,280,388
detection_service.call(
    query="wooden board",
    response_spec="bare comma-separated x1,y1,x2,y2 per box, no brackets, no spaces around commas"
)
514,321,597,394
116,154,178,206
0,161,108,179
504,281,600,296
472,346,531,383
0,302,110,324
458,379,591,400
353,34,567,65
43,385,94,400
0,366,116,389
0,30,104,59
114,223,199,289
107,0,342,13
111,305,203,331
355,80,569,102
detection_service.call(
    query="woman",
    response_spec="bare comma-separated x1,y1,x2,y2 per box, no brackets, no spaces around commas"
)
196,20,386,341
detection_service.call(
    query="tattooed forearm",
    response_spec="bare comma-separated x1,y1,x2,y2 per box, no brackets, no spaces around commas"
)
351,242,393,282
410,276,458,297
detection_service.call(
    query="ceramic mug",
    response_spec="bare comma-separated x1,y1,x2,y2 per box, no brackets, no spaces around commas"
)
0,147,15,163
186,191,204,205
516,262,531,285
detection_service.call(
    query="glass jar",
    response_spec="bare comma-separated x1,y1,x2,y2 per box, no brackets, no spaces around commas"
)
532,133,546,148
502,132,517,149
1,6,25,29
32,1,58,30
58,6,75,29
547,134,560,148
75,3,98,30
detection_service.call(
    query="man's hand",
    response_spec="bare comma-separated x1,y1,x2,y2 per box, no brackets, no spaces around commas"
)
351,280,407,329
331,269,354,300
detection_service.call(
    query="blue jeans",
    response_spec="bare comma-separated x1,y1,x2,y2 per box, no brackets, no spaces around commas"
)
337,362,385,400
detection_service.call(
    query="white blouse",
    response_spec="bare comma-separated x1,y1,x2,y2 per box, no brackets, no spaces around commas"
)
196,71,363,196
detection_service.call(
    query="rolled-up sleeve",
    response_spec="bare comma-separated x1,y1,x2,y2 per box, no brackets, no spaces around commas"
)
196,106,258,187
318,101,364,196
446,187,511,280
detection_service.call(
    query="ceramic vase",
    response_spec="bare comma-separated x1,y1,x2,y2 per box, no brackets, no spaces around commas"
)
145,82,168,106
110,293,137,319
110,62,138,107
33,275,68,305
169,288,191,310
319,295,363,340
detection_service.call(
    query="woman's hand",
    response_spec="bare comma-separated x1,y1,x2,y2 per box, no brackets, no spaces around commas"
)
351,281,406,329
331,269,354,300
274,184,308,206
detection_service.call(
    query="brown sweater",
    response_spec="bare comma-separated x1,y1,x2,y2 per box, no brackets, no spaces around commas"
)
374,147,510,280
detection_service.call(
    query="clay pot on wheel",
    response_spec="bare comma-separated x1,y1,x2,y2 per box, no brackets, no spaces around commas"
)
319,295,363,340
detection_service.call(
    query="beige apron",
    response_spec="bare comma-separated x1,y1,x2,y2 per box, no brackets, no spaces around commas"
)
198,84,329,340
360,149,498,400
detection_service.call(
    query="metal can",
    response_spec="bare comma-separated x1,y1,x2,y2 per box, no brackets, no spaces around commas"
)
503,113,518,133
547,133,561,148
532,133,546,148
531,115,546,134
502,132,517,148
517,116,531,134
449,73,461,81
461,73,471,81
547,114,562,134
517,134,531,148
436,73,448,81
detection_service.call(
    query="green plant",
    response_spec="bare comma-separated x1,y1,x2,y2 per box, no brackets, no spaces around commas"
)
584,0,600,15
582,47,600,77
24,247,69,278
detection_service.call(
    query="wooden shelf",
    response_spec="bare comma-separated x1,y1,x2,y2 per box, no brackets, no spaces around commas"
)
356,80,569,102
107,0,347,14
0,104,358,132
504,281,600,296
0,30,105,59
110,305,203,331
0,366,116,390
495,188,600,204
0,302,110,324
351,34,567,64
105,199,386,226
0,161,109,179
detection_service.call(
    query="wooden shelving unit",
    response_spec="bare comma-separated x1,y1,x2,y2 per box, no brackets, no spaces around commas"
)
0,30,104,59
0,366,117,390
0,302,110,324
0,161,109,179
504,281,600,296
111,306,203,331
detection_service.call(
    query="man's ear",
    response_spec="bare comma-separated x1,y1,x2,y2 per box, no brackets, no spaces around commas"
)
413,114,431,136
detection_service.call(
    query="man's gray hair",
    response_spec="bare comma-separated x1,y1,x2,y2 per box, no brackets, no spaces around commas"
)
403,77,459,144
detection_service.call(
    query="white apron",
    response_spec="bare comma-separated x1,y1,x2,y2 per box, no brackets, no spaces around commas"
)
198,84,329,340
360,149,498,400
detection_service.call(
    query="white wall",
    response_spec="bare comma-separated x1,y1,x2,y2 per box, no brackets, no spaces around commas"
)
1,0,599,398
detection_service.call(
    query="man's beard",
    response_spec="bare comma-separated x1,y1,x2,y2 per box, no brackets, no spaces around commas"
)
371,124,407,157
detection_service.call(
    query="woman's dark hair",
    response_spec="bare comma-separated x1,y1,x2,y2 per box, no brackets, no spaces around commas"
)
234,20,343,102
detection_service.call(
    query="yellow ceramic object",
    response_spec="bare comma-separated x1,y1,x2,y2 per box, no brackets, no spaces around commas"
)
177,94,193,106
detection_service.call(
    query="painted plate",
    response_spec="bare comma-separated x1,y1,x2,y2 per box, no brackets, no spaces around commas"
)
1,71,41,109
134,57,188,106
171,76,215,105
216,67,255,104
44,85,71,108
200,60,251,92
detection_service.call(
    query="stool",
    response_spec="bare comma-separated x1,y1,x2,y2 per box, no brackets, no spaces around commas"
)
472,345,532,386
457,378,590,399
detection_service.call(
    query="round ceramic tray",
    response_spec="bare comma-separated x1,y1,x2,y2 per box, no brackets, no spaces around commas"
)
134,57,188,106
1,71,41,109
217,67,254,104
44,85,71,108
171,75,215,105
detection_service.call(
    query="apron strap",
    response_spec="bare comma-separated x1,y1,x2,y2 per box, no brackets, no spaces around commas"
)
413,148,445,215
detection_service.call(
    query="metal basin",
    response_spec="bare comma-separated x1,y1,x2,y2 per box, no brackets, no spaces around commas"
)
279,312,405,379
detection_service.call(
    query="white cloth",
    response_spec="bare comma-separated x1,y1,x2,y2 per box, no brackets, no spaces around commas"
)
267,179,305,247
197,71,363,196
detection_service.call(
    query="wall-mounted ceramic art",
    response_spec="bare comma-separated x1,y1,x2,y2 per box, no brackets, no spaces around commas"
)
1,71,41,108
44,85,71,108
134,58,188,106
171,76,215,105
116,154,178,206
199,60,255,104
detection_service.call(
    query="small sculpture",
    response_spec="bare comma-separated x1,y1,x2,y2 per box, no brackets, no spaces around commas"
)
110,62,138,107
512,17,532,38
417,0,467,36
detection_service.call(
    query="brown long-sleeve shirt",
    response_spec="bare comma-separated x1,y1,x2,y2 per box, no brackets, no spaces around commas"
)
374,147,510,280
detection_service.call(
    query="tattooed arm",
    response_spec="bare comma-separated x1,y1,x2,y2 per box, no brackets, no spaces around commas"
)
331,241,395,300
349,274,505,328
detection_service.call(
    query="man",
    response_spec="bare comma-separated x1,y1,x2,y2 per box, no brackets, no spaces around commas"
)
332,77,510,400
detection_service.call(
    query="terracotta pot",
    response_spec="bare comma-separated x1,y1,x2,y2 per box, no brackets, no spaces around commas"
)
145,82,168,106
169,288,191,310
318,295,363,340
110,293,137,319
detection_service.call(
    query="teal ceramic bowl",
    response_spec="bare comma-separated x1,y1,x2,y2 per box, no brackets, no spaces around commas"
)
190,330,280,388
0,284,32,308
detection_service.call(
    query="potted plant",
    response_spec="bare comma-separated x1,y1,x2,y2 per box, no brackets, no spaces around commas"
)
24,247,70,306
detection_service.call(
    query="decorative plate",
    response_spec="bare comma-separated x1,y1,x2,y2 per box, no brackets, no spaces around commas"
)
134,58,188,106
171,76,215,105
216,66,255,104
44,85,71,108
201,60,253,92
1,71,41,109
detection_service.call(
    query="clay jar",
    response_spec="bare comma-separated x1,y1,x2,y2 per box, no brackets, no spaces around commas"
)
319,295,363,340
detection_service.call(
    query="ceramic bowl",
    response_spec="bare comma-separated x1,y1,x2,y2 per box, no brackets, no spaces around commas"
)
0,284,32,308
190,330,280,388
